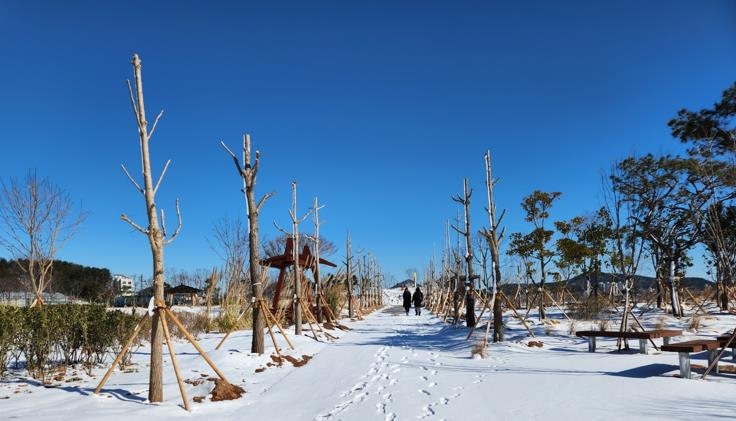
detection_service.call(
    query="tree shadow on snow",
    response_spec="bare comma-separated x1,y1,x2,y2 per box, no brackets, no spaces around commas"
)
606,363,675,378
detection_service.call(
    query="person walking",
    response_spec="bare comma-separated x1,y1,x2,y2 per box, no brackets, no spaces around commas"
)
412,287,424,316
402,286,412,315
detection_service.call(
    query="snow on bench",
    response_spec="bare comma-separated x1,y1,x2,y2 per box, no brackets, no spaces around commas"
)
575,329,682,354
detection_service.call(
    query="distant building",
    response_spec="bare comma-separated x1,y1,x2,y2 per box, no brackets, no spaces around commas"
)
113,274,135,296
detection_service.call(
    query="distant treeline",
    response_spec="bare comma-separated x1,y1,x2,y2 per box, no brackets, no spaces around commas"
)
0,258,113,303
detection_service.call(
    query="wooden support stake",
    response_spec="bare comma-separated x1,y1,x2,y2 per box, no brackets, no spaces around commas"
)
260,299,295,350
164,308,230,383
215,299,254,350
466,290,492,340
95,313,150,394
160,310,191,412
501,291,535,338
298,298,321,341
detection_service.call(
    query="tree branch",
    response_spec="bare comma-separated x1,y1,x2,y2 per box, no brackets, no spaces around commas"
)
256,191,275,212
126,79,141,129
120,164,144,194
273,221,290,236
121,213,148,234
153,159,171,195
165,198,183,244
148,109,165,140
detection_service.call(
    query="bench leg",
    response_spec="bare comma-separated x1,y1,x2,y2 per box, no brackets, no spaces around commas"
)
663,337,671,346
638,339,648,354
708,350,720,374
588,336,596,352
678,352,691,379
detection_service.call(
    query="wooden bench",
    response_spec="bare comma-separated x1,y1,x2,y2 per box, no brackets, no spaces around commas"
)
660,339,721,379
576,329,682,354
716,335,736,361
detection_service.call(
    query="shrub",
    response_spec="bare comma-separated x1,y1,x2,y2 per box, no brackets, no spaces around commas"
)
568,296,612,320
168,311,214,339
0,306,22,376
321,283,345,320
213,305,251,333
0,304,141,380
22,306,55,381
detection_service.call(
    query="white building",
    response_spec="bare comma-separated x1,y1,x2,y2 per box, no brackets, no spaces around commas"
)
113,274,135,296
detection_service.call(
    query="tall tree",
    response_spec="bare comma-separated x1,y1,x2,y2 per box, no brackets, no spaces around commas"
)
554,208,612,297
669,82,736,159
120,54,182,402
703,203,736,309
508,190,561,320
479,150,505,342
0,171,85,306
452,178,476,327
221,134,273,353
611,154,713,316
669,81,736,310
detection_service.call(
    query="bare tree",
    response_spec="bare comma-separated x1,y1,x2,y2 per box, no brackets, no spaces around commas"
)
0,171,85,306
221,134,274,354
452,178,476,327
479,150,506,342
274,181,311,335
346,232,354,318
262,233,337,259
210,217,248,289
311,197,325,321
120,54,182,402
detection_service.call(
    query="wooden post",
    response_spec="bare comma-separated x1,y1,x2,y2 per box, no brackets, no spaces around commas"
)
164,308,230,383
95,313,149,394
160,310,191,412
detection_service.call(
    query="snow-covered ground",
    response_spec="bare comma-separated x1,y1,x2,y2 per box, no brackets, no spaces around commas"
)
3,288,736,420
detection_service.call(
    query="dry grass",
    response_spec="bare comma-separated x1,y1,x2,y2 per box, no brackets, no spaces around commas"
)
654,317,666,330
688,315,702,331
470,340,488,359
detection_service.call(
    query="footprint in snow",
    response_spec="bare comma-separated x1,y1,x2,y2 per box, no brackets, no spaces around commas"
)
376,402,386,414
420,404,436,418
419,389,431,396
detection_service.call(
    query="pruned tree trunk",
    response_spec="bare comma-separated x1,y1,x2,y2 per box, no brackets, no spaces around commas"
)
121,54,182,403
346,233,354,318
221,134,273,354
668,260,682,318
481,150,506,342
452,178,475,327
312,197,325,322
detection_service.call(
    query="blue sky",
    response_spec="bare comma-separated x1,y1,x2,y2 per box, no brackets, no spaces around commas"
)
1,1,735,285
